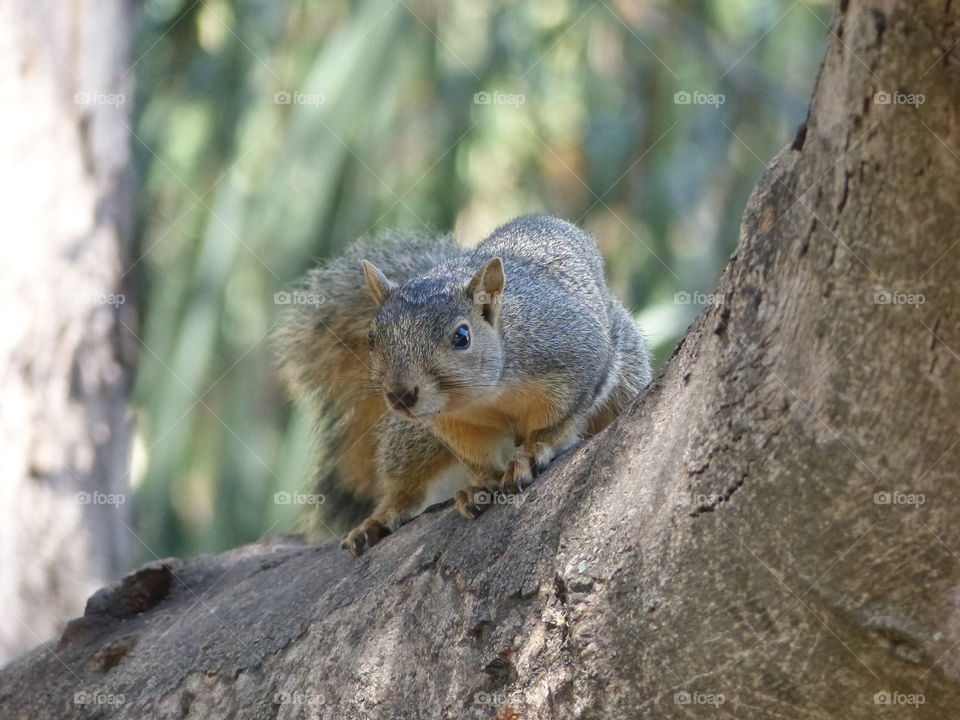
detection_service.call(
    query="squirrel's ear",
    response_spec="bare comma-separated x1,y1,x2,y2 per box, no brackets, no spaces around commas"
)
466,257,505,326
361,259,396,306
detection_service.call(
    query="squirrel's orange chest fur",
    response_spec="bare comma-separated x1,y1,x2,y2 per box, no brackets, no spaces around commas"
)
429,378,562,466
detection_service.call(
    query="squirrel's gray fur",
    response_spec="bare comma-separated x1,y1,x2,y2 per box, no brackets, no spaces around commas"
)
275,230,460,530
276,215,651,551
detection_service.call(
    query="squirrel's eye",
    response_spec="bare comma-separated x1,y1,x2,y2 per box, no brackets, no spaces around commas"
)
451,324,470,349
367,330,375,350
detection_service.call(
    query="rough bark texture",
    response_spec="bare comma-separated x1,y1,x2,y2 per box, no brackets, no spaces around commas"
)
0,0,137,663
3,0,960,717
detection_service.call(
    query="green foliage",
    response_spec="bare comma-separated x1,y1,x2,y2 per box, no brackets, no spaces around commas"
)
130,0,830,559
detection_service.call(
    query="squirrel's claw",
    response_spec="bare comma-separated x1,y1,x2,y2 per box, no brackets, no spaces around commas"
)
531,442,556,475
343,519,387,556
501,452,534,494
455,486,492,519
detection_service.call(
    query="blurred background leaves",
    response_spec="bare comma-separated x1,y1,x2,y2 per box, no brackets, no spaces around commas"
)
129,0,830,560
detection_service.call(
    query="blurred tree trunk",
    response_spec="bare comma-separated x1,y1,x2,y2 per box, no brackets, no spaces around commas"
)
0,0,137,663
2,0,960,718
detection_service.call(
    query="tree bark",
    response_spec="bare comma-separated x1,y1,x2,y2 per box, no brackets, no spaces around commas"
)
3,0,960,717
0,0,137,663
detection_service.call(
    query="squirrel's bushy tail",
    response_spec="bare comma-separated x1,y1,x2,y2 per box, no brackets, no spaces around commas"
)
275,231,461,537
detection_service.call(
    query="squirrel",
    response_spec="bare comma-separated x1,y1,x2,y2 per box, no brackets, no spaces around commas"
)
276,215,651,555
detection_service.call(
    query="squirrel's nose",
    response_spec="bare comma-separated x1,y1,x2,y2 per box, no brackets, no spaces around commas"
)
387,386,419,411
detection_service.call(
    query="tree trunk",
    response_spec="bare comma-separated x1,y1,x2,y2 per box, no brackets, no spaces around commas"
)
2,0,959,717
0,0,137,663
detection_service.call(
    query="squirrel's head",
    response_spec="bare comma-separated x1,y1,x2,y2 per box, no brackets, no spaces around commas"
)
361,257,506,420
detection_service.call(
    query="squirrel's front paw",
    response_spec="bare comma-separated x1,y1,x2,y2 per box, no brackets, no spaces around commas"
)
501,451,535,494
342,519,388,556
530,441,557,474
455,486,493,519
